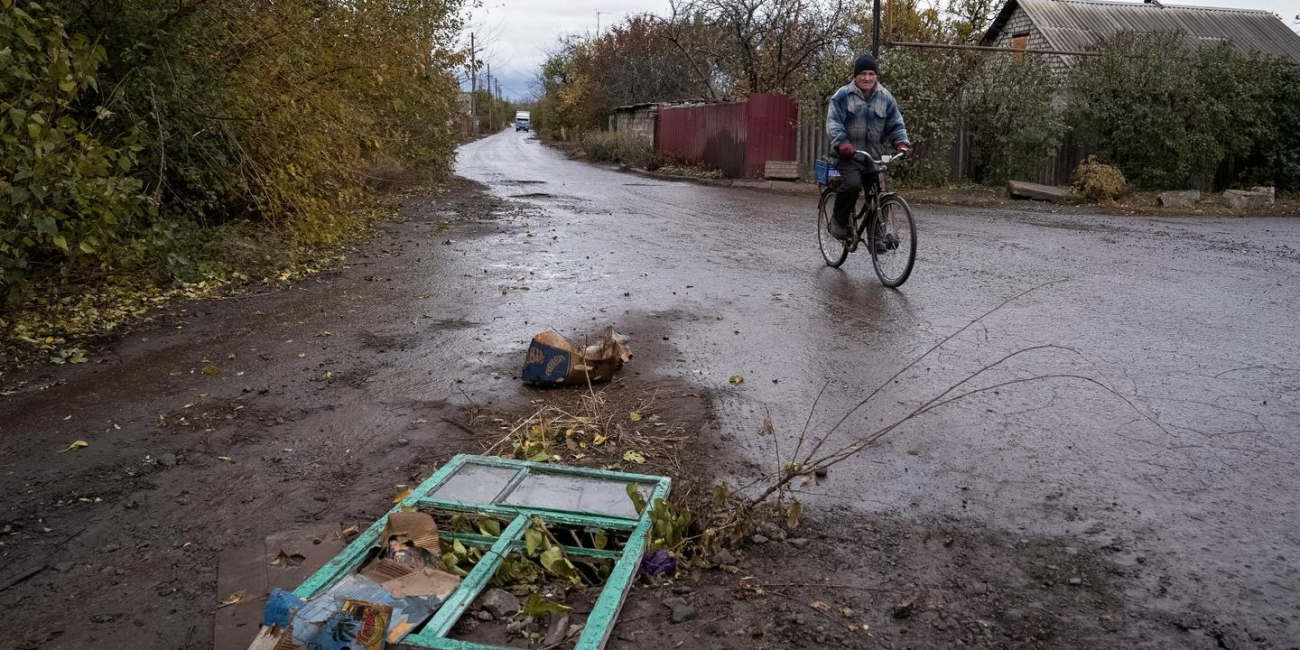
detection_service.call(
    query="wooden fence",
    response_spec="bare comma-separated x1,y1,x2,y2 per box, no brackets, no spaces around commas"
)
796,111,1087,186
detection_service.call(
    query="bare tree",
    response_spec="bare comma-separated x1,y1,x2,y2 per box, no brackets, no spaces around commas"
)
662,0,850,97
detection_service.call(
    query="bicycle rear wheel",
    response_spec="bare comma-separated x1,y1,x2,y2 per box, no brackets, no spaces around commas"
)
869,194,917,287
817,188,849,268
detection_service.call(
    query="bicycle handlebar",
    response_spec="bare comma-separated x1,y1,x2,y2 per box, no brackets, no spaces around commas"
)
854,148,907,166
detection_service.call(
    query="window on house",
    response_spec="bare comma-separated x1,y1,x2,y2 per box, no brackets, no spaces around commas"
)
1012,33,1030,63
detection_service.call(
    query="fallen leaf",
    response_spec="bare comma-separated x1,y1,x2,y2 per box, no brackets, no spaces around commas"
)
787,500,803,529
907,450,921,456
840,606,854,617
593,434,607,446
729,375,744,385
217,590,246,608
629,411,642,422
202,364,220,376
217,456,234,462
622,450,647,464
392,487,413,503
272,550,305,567
57,440,89,452
810,600,829,612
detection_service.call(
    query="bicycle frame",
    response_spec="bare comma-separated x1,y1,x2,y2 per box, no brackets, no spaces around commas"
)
848,153,901,252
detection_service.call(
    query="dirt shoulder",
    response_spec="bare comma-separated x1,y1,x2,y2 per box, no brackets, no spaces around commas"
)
0,177,1227,650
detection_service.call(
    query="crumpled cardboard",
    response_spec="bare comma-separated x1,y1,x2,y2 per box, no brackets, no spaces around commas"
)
522,326,631,387
379,511,442,570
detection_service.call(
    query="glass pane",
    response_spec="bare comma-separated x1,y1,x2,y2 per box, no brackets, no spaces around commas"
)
429,463,520,505
502,472,651,519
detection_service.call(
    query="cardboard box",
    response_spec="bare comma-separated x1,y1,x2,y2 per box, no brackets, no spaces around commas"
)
522,328,631,387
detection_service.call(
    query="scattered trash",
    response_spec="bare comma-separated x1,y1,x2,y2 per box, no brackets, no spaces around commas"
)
639,549,676,576
892,599,915,619
522,326,631,387
252,455,670,650
243,625,293,650
379,512,443,571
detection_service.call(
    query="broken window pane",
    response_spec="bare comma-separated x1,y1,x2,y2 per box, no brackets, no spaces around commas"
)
502,472,652,519
428,463,520,505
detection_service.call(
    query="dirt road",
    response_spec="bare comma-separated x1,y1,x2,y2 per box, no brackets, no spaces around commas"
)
3,130,1298,649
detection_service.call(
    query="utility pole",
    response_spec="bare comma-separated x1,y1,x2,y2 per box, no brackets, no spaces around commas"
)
872,0,881,57
469,33,478,136
596,10,611,35
486,62,493,131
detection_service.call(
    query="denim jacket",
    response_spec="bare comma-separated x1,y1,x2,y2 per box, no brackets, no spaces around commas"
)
826,82,909,159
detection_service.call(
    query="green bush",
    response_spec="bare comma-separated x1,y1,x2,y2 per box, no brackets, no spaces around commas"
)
1,0,466,306
1071,156,1126,202
0,2,146,300
964,56,1065,184
1064,37,1300,192
880,47,969,186
577,131,656,168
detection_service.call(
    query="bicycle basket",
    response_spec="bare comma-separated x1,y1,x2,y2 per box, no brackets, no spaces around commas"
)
814,159,840,186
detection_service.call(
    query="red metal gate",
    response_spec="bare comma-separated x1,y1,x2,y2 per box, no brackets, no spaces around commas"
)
655,94,797,179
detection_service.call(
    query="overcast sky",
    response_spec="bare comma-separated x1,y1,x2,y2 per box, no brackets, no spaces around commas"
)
459,0,1300,102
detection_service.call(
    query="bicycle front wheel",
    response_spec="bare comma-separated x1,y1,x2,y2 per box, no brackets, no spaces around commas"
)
817,188,849,268
869,194,917,287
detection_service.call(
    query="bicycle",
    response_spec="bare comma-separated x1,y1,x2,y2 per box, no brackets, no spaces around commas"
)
816,150,917,287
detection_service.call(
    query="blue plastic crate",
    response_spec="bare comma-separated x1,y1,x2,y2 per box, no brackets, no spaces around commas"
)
814,159,830,185
814,159,840,186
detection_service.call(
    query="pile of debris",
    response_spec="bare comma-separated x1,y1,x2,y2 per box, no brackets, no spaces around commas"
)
250,513,458,649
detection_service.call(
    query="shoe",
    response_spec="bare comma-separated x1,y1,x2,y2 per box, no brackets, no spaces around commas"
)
871,229,898,253
828,218,849,241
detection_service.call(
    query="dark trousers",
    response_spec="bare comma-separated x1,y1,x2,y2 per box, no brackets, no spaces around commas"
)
833,159,875,227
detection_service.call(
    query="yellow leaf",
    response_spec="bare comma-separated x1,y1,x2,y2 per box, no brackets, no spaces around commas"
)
392,487,413,503
729,375,744,385
57,440,89,452
629,411,642,422
593,434,607,446
202,364,220,375
622,450,646,464
218,590,245,608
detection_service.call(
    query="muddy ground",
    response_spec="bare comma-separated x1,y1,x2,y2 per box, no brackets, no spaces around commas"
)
3,131,1299,649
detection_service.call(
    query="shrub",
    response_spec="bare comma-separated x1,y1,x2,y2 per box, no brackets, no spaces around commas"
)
577,131,656,168
964,56,1065,184
2,0,466,305
1071,156,1126,202
0,2,146,300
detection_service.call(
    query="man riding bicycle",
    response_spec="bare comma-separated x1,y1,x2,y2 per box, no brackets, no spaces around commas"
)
826,54,910,241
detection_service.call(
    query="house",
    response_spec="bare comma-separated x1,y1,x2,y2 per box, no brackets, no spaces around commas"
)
608,102,666,142
981,0,1300,71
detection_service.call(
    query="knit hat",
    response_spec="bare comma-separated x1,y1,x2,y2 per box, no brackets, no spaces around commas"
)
853,54,879,76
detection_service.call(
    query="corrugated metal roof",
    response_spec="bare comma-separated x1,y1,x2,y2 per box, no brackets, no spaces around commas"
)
983,0,1300,65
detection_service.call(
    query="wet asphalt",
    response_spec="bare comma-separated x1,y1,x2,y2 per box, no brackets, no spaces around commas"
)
453,130,1300,642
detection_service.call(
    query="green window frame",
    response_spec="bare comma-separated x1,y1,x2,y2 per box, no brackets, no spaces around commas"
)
292,454,671,649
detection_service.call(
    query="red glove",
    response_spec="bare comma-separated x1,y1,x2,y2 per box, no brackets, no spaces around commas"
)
896,143,911,154
837,142,855,158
